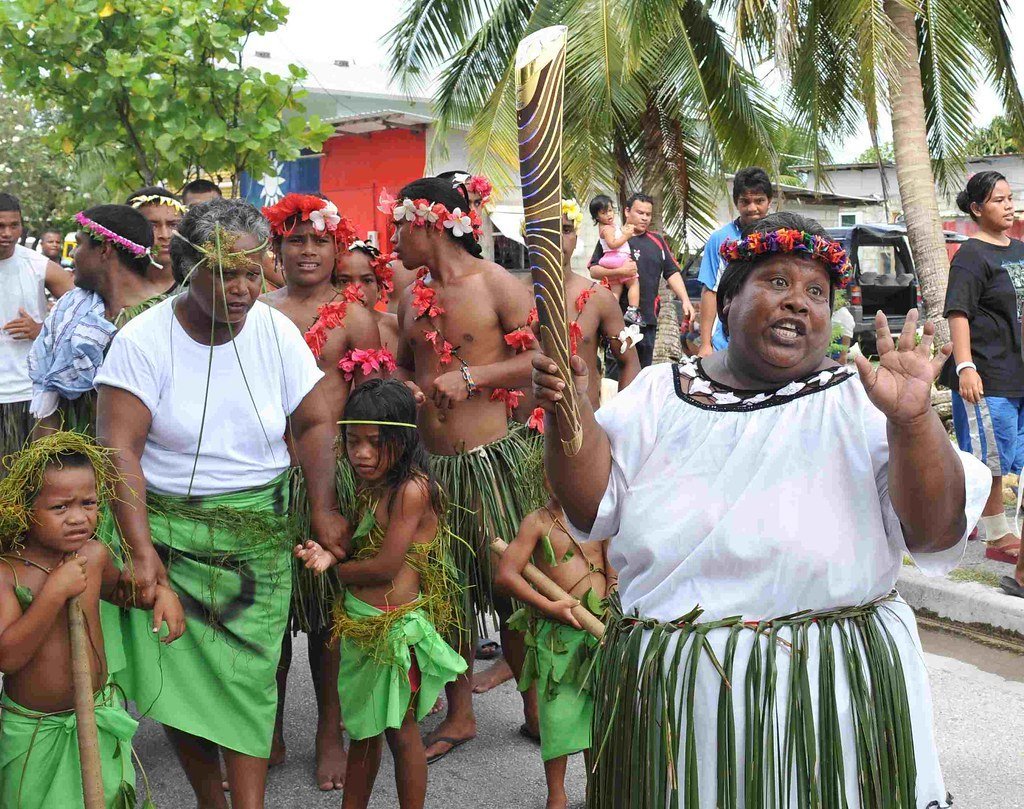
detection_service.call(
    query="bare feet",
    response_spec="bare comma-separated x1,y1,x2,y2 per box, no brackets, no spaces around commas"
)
315,721,347,791
429,696,444,716
546,794,568,809
472,658,514,693
423,718,476,763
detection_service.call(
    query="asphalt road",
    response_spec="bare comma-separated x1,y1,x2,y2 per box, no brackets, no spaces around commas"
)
133,628,1024,808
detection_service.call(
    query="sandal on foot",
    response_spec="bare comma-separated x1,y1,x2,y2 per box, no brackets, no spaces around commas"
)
985,545,1020,565
425,736,471,765
999,576,1024,599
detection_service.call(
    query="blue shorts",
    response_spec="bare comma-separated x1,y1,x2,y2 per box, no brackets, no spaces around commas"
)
951,392,1024,477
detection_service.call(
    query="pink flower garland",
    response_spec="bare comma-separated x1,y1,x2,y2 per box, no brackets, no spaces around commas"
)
75,211,151,258
339,348,397,381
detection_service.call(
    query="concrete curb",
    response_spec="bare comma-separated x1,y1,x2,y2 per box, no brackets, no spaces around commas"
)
898,565,1024,641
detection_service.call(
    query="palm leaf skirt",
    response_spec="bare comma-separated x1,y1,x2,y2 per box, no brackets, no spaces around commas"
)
287,461,355,634
589,592,946,809
430,423,546,642
0,402,33,469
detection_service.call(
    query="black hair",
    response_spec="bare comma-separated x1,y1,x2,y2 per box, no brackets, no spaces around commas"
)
170,198,269,286
589,194,614,224
0,192,22,216
716,211,833,335
342,379,442,515
398,177,483,258
35,451,96,501
732,167,774,203
38,227,62,238
79,204,155,276
125,186,182,207
180,179,223,200
625,193,653,210
956,171,1007,222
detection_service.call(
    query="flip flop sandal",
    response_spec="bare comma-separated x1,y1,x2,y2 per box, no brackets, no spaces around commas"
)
999,576,1024,599
475,638,502,661
425,736,471,765
985,545,1020,565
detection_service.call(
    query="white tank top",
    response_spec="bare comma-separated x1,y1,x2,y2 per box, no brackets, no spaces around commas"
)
0,245,50,403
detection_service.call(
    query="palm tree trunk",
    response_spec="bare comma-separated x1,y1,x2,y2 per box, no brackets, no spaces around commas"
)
884,0,951,344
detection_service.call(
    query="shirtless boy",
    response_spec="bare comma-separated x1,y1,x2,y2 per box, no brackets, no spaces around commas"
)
0,434,184,808
388,176,539,761
260,193,381,791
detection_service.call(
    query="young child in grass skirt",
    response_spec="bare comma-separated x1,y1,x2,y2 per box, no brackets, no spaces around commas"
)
0,432,184,808
495,482,614,809
296,380,466,809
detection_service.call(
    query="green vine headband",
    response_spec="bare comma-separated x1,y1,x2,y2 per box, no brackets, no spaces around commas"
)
172,226,269,284
720,227,852,288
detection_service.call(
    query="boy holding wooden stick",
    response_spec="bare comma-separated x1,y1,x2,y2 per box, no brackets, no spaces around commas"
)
494,484,615,809
0,432,184,808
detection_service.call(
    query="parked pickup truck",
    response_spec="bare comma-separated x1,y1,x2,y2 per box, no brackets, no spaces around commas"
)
825,224,966,356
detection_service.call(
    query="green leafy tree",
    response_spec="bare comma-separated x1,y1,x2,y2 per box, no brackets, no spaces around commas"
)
855,142,895,164
0,0,333,190
967,114,1019,156
387,0,778,240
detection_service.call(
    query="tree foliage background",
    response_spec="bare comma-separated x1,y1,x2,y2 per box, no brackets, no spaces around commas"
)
0,0,331,192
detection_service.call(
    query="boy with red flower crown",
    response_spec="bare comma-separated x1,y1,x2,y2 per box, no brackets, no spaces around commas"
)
387,176,545,761
259,193,381,791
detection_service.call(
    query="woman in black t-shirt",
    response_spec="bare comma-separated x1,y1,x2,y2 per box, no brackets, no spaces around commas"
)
941,171,1024,578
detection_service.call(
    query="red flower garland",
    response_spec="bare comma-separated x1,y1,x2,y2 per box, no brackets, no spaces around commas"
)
569,321,583,356
304,300,348,359
338,347,397,381
527,406,545,434
504,327,536,353
343,283,365,304
262,194,355,248
424,331,455,365
490,387,524,416
412,277,445,319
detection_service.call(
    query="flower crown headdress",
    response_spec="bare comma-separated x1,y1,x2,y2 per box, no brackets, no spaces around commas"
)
75,211,161,267
465,175,493,207
720,228,852,288
561,198,584,231
347,239,396,303
377,190,482,240
128,193,187,215
262,194,356,247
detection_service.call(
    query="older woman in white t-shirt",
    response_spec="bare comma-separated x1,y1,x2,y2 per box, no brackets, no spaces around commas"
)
95,198,346,809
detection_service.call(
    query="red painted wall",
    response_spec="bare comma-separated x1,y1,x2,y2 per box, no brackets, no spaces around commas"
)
943,217,1024,260
320,128,427,244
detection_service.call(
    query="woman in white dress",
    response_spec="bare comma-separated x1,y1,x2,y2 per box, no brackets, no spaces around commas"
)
531,212,989,809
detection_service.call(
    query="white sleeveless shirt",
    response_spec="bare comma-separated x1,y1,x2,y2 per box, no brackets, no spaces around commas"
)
0,244,49,403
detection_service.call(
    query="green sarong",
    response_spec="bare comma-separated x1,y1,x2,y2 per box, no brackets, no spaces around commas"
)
0,685,137,809
337,591,467,741
116,473,292,757
430,423,545,640
513,612,601,761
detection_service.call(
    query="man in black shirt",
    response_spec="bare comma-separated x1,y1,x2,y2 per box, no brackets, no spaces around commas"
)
588,193,695,367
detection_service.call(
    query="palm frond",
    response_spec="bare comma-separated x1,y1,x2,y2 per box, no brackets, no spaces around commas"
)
917,0,979,189
961,0,1024,142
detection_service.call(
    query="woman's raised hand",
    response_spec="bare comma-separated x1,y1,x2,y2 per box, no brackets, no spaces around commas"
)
531,352,589,415
854,309,951,426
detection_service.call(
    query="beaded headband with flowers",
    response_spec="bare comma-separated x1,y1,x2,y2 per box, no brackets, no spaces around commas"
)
719,228,852,288
75,211,160,267
377,190,483,241
561,198,584,231
128,193,187,214
347,239,396,303
262,194,356,248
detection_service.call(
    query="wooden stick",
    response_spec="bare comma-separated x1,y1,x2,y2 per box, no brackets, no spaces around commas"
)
68,597,105,809
490,538,604,639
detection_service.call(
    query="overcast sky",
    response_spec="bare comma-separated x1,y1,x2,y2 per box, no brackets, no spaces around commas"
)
254,0,1021,161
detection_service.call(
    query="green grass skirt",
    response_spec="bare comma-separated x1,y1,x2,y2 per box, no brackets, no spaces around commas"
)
588,593,923,809
115,473,292,758
0,401,33,471
0,684,137,809
429,423,545,641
